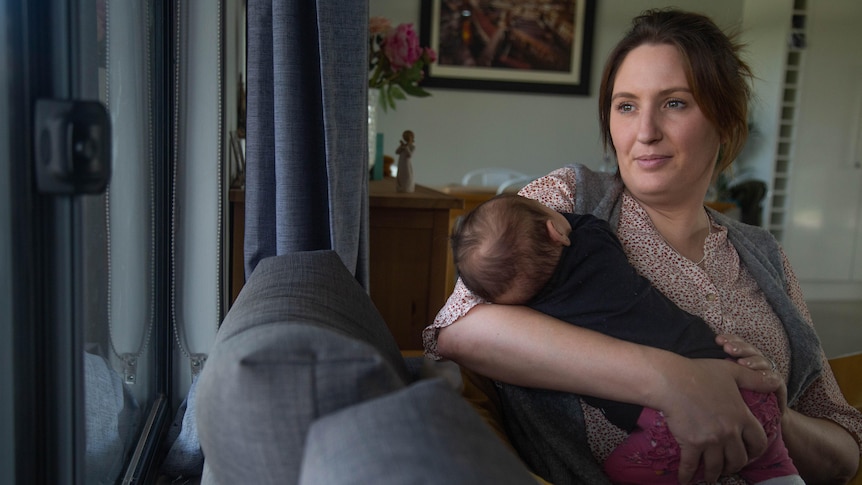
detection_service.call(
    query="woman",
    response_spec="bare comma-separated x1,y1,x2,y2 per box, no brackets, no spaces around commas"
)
424,9,861,484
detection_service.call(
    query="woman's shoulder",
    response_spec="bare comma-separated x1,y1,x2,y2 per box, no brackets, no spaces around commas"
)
519,164,623,218
518,167,578,213
711,210,780,247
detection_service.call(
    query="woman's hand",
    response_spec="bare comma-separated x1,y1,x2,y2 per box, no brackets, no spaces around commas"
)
715,334,860,482
716,333,788,412
653,358,782,484
716,333,772,370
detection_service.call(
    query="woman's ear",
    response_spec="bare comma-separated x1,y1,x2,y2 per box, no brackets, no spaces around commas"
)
546,219,571,246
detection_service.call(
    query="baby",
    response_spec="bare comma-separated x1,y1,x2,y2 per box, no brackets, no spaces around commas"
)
451,193,801,484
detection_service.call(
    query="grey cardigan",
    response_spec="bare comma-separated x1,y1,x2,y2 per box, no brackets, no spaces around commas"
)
499,164,822,484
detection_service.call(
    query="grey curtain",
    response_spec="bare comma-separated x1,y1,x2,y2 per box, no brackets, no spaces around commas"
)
244,0,369,287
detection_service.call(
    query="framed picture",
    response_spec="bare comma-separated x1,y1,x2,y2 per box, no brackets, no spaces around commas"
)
419,0,596,95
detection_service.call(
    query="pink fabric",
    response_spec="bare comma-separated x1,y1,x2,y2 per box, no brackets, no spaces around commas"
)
603,389,797,484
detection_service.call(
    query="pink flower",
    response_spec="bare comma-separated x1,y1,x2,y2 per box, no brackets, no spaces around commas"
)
369,16,391,36
383,23,422,71
368,18,435,110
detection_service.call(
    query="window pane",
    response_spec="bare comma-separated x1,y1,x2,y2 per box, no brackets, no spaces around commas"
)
83,0,158,481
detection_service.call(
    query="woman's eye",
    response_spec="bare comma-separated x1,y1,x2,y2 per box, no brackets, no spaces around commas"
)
616,102,634,113
666,99,686,109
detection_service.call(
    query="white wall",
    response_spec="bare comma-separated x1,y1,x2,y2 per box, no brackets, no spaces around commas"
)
739,0,793,193
781,0,862,299
371,0,745,188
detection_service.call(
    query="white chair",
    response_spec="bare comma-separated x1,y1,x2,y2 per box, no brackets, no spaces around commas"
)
460,168,537,194
496,175,537,194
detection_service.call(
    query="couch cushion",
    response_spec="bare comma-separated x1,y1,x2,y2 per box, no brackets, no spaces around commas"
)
197,250,410,484
215,250,409,382
298,378,538,485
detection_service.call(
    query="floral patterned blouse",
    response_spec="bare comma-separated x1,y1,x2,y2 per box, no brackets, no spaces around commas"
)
423,166,862,481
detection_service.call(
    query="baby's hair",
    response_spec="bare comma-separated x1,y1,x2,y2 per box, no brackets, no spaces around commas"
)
451,194,561,303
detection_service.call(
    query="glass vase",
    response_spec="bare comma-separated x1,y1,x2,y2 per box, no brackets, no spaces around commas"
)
368,88,380,170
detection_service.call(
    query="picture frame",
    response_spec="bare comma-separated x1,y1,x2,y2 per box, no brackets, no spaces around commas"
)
419,0,596,95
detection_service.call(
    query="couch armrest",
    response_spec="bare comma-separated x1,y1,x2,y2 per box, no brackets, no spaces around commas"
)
218,250,409,382
197,250,410,484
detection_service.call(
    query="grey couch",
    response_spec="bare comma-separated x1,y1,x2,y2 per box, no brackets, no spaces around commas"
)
195,250,538,484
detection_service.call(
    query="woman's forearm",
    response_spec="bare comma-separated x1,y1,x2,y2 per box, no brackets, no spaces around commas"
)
437,303,678,400
781,409,859,484
437,304,777,404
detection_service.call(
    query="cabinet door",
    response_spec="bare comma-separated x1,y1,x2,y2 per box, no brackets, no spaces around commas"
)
370,208,438,350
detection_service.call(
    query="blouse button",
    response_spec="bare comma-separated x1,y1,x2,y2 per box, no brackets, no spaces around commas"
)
706,293,717,302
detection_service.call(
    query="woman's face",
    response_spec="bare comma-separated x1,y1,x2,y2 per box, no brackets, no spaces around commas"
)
609,43,721,207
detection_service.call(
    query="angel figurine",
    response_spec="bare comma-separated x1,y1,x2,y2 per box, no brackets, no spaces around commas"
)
395,130,415,193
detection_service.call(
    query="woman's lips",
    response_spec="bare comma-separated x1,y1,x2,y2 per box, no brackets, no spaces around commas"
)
635,155,670,169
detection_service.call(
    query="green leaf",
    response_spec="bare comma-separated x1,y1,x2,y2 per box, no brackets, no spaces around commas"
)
384,85,405,111
389,86,406,100
402,63,424,78
379,86,392,112
378,86,390,112
400,82,430,97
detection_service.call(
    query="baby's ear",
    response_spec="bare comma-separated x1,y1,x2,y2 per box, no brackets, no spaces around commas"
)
546,219,571,246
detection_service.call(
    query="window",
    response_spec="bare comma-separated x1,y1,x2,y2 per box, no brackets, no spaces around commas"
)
4,0,228,481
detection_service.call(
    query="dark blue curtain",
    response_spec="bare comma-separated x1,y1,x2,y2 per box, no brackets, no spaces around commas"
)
245,0,369,287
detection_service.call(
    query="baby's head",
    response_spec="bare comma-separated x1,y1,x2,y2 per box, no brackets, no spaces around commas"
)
451,194,571,304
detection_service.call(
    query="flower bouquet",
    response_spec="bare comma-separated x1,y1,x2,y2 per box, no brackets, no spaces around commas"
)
369,17,437,111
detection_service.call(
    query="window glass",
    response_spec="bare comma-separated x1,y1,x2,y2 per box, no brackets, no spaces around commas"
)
82,1,157,481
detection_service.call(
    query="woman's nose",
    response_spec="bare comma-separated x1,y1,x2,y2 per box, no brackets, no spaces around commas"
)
636,110,662,144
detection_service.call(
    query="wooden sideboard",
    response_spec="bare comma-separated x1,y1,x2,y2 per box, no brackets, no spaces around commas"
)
229,182,464,351
368,179,463,350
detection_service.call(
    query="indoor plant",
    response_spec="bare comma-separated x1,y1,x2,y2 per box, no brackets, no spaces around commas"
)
368,17,436,111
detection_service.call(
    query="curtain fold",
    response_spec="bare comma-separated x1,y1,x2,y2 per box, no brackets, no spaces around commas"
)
245,0,369,288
